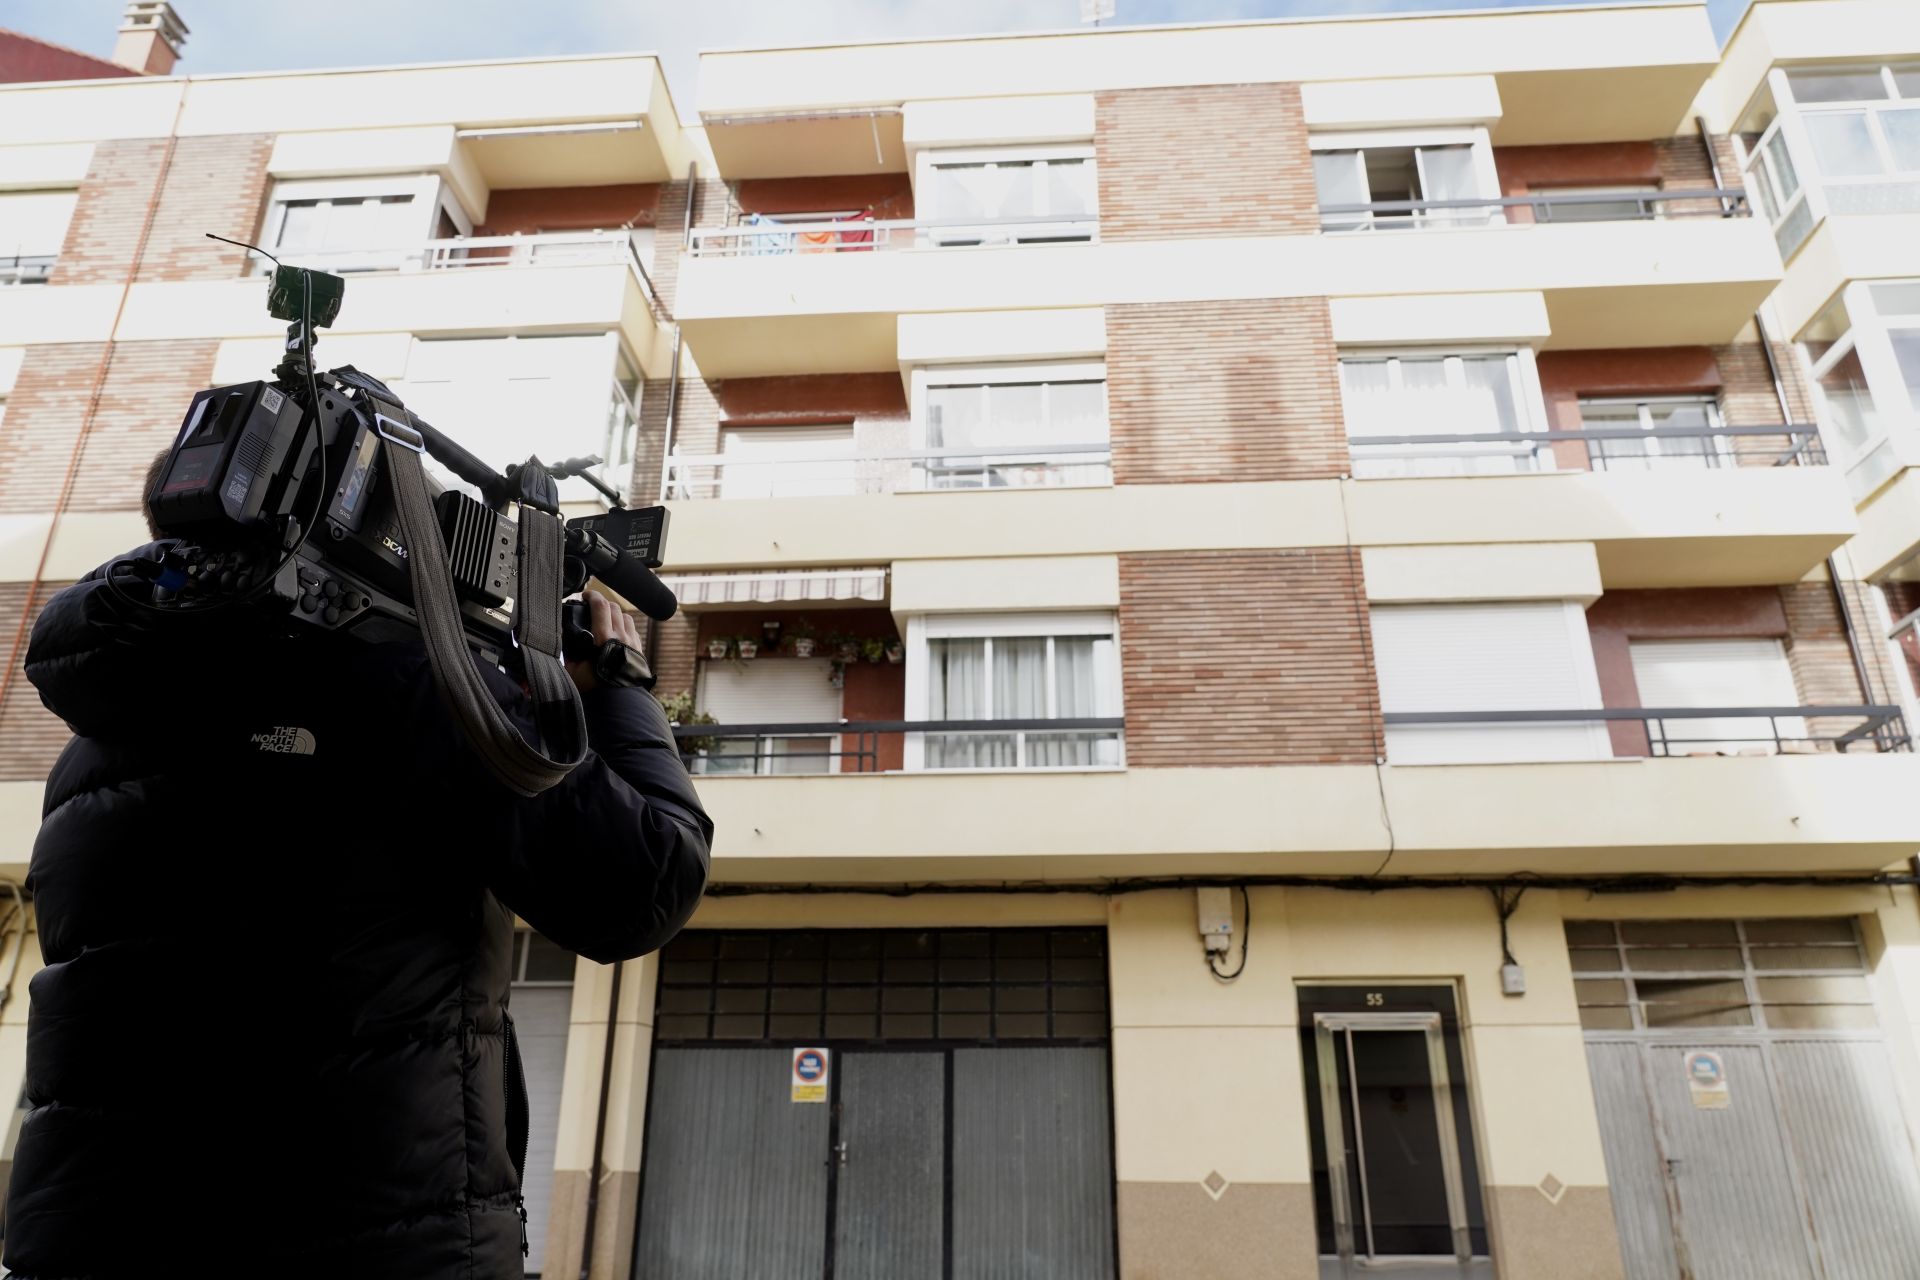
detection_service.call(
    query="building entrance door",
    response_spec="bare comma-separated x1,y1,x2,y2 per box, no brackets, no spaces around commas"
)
1300,985,1492,1280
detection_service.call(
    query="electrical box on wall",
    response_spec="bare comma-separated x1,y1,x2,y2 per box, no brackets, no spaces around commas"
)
1501,963,1527,996
1197,887,1234,953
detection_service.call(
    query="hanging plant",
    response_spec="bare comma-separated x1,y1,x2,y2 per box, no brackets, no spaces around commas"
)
885,640,904,664
827,660,846,689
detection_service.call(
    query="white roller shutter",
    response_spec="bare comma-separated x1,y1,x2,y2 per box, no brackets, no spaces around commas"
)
697,658,842,723
1371,601,1610,764
511,984,571,1275
718,425,855,499
1629,638,1804,754
0,190,78,259
697,659,843,775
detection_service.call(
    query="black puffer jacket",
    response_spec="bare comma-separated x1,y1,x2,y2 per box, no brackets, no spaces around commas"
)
3,547,711,1279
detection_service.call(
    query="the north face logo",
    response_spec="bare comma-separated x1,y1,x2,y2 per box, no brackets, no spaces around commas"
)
250,726,316,755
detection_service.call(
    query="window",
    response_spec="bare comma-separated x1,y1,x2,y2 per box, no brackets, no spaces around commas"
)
391,333,629,502
915,362,1111,489
695,658,842,775
718,424,857,499
1338,350,1545,476
1628,638,1805,754
0,189,77,285
1798,280,1920,499
917,147,1098,245
259,176,464,272
1578,396,1727,471
1311,129,1497,231
1568,918,1873,1032
1531,184,1661,224
1369,602,1610,764
906,613,1122,770
603,352,641,499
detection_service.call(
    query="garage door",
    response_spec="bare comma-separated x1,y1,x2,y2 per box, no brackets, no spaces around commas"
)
512,931,577,1276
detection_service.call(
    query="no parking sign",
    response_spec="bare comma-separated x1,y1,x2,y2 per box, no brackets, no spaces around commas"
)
791,1047,830,1103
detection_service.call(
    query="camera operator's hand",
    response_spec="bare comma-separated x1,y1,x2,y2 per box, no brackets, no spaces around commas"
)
567,590,644,694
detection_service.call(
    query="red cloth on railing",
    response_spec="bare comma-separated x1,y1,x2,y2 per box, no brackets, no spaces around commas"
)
838,211,875,251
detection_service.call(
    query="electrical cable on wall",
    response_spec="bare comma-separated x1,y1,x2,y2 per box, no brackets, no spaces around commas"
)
1208,884,1251,982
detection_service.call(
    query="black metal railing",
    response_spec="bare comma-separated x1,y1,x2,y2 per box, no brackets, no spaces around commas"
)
1383,705,1911,755
1320,188,1751,228
1347,423,1827,472
672,717,1126,774
0,255,53,287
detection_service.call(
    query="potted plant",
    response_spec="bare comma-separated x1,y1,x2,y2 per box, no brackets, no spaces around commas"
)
737,636,759,660
657,690,719,757
788,618,817,659
860,637,886,664
706,636,730,661
833,633,860,663
885,640,904,664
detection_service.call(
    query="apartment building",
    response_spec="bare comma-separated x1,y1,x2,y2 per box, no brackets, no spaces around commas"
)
4,1,1920,1278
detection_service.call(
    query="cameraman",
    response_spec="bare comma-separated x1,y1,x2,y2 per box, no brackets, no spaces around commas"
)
2,470,712,1278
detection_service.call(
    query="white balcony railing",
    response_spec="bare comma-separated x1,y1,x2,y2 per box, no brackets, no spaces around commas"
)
687,213,1099,259
0,254,53,286
662,441,1113,501
258,230,664,316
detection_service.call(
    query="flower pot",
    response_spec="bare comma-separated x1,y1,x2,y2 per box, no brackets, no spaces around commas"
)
885,643,904,664
836,643,859,662
706,640,729,660
791,638,816,658
738,641,759,659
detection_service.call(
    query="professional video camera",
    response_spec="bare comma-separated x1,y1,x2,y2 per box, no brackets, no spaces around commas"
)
119,249,677,795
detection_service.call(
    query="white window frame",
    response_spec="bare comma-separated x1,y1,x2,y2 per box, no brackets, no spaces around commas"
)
1337,346,1548,476
257,174,469,273
1799,279,1920,499
1309,126,1501,232
908,360,1112,491
0,188,78,285
913,144,1099,246
903,610,1123,772
1577,394,1729,470
393,330,629,504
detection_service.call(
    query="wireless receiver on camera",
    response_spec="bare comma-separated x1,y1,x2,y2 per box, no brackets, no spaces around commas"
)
126,241,679,795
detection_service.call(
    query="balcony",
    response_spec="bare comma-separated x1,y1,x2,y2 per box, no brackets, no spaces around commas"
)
1318,187,1752,233
679,718,1127,776
1383,704,1910,761
671,750,1920,884
0,255,52,287
665,440,1112,501
1348,421,1825,478
674,199,1784,379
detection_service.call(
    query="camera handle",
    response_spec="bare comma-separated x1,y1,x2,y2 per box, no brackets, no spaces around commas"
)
367,391,588,797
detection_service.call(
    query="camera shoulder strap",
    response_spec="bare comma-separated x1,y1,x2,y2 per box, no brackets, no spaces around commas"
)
366,395,587,797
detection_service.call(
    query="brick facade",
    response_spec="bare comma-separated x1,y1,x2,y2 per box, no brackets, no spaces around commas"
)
1118,549,1380,766
53,134,274,285
648,177,728,315
1783,578,1906,741
0,339,218,515
1107,297,1344,484
1094,84,1318,241
0,582,72,782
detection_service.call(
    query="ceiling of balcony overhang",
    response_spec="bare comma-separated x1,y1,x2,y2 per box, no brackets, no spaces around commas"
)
1490,64,1719,146
702,112,909,179
457,122,673,188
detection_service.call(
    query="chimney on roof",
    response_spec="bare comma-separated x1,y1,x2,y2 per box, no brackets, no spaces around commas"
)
110,2,188,77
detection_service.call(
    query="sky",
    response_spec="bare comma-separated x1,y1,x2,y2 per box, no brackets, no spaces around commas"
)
8,0,1760,109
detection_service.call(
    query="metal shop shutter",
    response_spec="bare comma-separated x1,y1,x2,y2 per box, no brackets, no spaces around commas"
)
513,983,573,1274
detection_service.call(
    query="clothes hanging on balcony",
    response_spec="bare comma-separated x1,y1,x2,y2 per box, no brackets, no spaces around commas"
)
837,210,876,251
741,212,794,256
